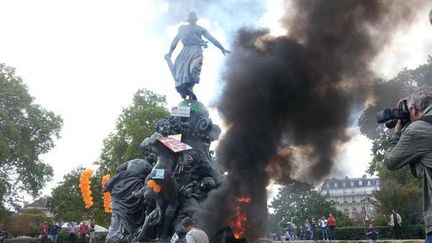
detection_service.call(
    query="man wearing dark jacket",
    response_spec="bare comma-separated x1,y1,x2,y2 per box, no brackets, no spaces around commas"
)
384,86,432,242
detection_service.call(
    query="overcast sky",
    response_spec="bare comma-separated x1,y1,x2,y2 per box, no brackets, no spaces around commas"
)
1,0,432,201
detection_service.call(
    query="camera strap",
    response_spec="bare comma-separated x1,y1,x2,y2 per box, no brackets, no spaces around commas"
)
419,115,432,124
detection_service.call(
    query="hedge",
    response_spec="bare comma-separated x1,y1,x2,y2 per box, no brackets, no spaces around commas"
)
6,237,39,243
332,225,425,240
7,231,108,243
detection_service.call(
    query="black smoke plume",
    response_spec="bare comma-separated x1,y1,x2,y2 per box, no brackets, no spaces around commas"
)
197,0,422,241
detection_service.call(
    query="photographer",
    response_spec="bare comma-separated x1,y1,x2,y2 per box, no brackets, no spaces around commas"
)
384,86,432,242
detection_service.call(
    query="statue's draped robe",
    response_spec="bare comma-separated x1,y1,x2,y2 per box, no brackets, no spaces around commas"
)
105,170,147,239
173,26,205,89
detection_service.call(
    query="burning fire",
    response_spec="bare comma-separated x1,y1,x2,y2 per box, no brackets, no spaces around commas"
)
232,197,252,239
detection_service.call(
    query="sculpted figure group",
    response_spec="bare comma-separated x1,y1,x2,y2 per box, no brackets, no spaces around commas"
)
104,101,222,243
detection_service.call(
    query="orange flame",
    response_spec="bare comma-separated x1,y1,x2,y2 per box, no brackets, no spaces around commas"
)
102,174,112,213
79,169,94,209
231,197,252,239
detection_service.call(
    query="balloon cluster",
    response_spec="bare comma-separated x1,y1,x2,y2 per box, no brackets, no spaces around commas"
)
79,169,94,208
101,174,112,213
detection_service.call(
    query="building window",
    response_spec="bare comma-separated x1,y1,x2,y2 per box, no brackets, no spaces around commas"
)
334,182,338,188
359,181,363,186
367,180,372,186
342,182,346,187
326,183,330,188
352,197,356,203
351,181,354,187
343,197,347,203
352,207,357,212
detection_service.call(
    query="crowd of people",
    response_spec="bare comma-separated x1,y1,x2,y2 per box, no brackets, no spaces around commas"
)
273,210,403,242
65,222,96,243
274,214,337,241
38,221,96,243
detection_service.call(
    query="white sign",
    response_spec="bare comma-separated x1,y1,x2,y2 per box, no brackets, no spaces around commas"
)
152,169,165,179
170,106,191,117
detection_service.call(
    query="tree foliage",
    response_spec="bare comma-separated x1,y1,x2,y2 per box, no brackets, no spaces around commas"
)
358,58,432,225
47,167,87,222
96,89,169,174
0,64,62,211
8,209,50,237
270,182,351,231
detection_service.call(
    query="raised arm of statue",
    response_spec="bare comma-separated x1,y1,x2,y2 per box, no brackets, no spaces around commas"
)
165,29,182,59
202,29,231,55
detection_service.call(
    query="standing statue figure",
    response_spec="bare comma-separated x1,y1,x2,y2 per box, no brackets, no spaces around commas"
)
165,12,231,100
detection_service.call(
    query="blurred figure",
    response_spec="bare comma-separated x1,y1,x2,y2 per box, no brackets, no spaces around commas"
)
0,227,8,243
319,216,328,240
310,218,317,240
389,210,402,239
40,222,49,243
88,222,96,243
366,224,378,243
68,223,77,243
48,222,61,243
79,222,89,243
327,214,336,240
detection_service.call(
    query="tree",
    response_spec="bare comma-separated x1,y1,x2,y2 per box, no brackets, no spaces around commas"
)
358,58,432,225
96,89,169,174
47,167,88,223
364,126,422,225
0,64,62,211
8,209,50,237
270,182,350,231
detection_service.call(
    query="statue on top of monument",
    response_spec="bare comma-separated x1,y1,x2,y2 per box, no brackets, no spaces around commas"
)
165,12,231,100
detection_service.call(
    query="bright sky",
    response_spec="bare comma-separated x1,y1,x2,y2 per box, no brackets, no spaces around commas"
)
1,1,432,202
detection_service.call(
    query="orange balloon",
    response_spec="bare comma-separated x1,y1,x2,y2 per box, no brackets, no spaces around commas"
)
153,184,161,193
147,180,156,188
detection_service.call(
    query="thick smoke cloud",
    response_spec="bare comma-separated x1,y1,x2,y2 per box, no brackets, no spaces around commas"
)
198,0,422,241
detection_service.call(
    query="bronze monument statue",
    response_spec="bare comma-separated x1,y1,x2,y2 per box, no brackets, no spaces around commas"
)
104,12,231,243
165,12,230,100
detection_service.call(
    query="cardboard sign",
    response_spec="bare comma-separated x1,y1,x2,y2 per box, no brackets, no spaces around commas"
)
157,135,192,153
170,106,191,117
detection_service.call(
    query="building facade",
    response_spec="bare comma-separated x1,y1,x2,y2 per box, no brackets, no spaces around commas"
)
319,175,380,221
